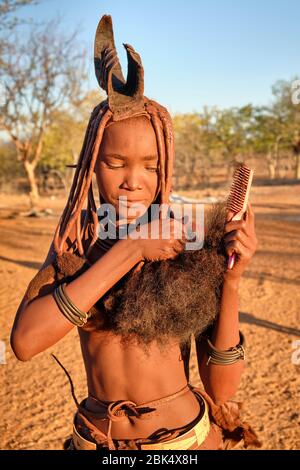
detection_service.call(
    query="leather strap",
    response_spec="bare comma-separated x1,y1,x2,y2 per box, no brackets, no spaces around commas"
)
77,384,192,450
140,395,210,450
72,388,210,451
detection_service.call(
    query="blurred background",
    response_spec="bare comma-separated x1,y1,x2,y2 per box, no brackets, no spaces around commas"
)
0,0,299,450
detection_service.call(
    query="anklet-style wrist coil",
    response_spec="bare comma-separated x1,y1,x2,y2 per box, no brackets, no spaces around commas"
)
206,331,245,366
53,283,89,327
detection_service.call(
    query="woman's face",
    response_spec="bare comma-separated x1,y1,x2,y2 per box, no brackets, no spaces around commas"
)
94,116,160,223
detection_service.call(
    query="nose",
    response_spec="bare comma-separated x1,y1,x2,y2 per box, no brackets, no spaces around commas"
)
121,169,143,191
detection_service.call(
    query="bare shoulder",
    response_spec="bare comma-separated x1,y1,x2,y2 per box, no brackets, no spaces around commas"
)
12,210,90,329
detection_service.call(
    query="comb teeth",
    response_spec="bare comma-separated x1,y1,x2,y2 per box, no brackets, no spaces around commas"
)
227,164,253,215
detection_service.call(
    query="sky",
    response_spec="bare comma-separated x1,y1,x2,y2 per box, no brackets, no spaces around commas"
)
17,0,300,114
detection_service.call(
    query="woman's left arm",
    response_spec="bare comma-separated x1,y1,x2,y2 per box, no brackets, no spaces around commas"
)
196,203,258,404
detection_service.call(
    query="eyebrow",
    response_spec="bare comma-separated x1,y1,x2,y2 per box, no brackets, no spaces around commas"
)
105,154,158,161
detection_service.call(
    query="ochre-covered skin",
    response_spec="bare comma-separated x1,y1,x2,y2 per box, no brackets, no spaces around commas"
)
18,204,260,449
11,114,206,443
10,14,261,449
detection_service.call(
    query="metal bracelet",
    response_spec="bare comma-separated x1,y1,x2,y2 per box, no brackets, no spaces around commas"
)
53,283,89,327
53,287,84,327
55,286,86,327
59,283,89,321
205,331,246,366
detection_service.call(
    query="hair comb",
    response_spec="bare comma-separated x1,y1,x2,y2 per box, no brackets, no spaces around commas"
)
227,164,254,269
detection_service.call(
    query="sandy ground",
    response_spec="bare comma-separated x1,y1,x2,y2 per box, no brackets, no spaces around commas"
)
0,184,299,450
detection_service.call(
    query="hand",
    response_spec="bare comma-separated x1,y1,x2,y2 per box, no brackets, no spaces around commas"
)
223,202,258,283
135,216,187,262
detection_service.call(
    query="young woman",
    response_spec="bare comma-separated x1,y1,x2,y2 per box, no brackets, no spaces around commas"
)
10,15,260,451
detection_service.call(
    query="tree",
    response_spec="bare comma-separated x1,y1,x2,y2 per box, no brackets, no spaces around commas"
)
41,90,101,172
251,106,284,179
173,110,218,188
0,19,87,209
0,0,38,59
173,114,200,188
0,140,25,191
251,79,300,179
212,105,254,174
0,0,37,27
292,130,300,179
272,78,300,179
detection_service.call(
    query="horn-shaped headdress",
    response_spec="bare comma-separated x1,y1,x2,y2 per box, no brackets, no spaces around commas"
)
58,15,174,256
94,15,147,121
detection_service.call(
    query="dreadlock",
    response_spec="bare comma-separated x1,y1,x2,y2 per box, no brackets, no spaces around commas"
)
49,14,227,353
53,15,176,257
53,98,174,258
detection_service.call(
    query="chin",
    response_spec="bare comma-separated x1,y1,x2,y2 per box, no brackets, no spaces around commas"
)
117,213,146,225
119,205,150,221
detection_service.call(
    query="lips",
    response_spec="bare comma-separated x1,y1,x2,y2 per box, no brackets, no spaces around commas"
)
118,198,145,204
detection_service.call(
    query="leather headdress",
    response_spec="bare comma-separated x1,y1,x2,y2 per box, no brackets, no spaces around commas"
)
94,15,148,121
59,14,174,256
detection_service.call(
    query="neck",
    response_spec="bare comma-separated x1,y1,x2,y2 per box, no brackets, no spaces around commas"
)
95,212,132,253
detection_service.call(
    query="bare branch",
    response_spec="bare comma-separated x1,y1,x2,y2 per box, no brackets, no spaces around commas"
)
0,16,87,202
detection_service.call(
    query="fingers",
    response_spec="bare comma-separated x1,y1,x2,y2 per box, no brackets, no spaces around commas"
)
226,210,235,222
224,219,247,234
132,261,145,274
224,214,256,240
224,224,257,254
172,239,185,254
225,203,255,230
223,229,249,246
224,239,251,259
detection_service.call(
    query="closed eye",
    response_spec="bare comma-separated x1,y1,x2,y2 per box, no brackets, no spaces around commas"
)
104,160,158,171
146,167,158,172
106,163,124,169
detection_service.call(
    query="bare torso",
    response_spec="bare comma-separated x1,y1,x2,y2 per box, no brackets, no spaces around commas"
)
76,222,201,440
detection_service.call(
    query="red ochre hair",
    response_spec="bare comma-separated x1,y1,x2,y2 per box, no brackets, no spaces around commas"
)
53,99,174,257
53,15,174,257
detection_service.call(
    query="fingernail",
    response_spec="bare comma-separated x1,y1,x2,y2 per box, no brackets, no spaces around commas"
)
227,254,235,270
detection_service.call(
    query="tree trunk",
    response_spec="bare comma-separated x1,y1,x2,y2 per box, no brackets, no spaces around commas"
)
268,161,276,179
295,153,300,179
266,152,276,180
267,135,282,180
23,160,39,210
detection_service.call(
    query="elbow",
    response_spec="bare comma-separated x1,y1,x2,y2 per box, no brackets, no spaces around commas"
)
200,364,245,405
205,378,243,405
10,330,35,362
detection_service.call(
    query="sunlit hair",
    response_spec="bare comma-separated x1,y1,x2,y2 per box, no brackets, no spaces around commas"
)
53,98,174,258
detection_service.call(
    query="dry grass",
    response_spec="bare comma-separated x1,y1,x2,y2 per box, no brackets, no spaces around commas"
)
0,184,299,450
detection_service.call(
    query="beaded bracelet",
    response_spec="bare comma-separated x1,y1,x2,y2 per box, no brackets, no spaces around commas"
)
53,283,89,327
205,331,246,366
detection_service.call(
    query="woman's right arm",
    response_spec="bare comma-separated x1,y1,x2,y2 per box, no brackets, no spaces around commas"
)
11,217,186,362
10,237,143,362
